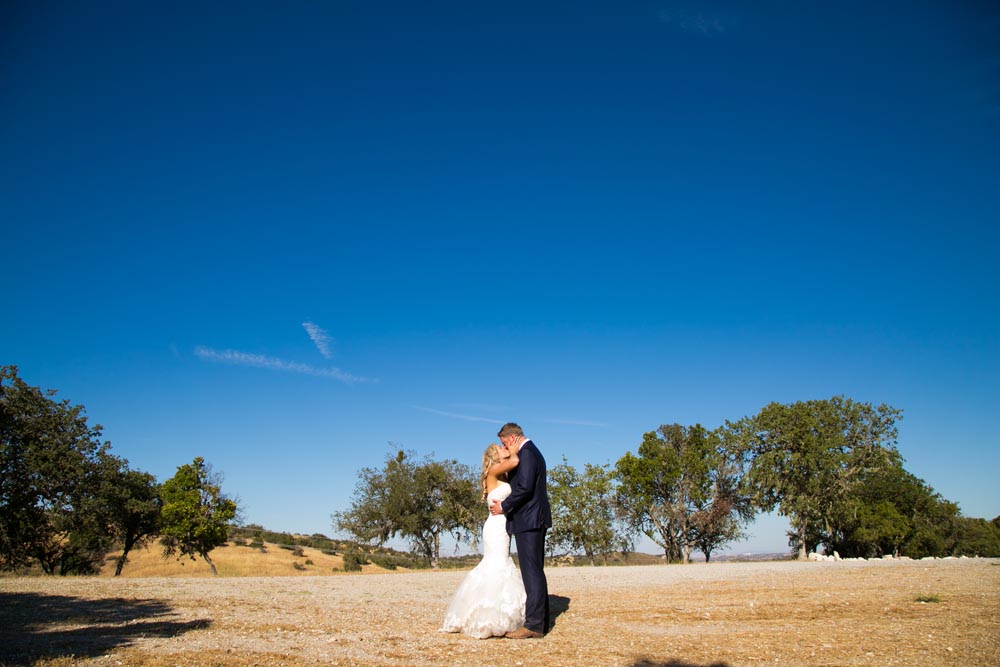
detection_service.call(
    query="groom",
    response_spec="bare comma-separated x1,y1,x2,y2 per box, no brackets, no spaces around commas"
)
490,422,551,638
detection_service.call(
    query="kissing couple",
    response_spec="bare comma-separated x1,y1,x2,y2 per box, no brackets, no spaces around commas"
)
440,422,552,639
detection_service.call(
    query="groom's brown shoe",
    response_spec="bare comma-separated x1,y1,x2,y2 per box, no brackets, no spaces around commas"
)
505,627,544,639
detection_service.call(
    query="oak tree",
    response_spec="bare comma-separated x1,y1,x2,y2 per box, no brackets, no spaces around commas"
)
159,457,238,575
741,396,902,559
548,458,629,565
1,366,116,573
333,449,478,569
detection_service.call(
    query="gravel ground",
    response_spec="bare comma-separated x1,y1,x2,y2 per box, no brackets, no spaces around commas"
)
2,558,998,667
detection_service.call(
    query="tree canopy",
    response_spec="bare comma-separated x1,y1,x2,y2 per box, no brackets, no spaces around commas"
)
159,457,238,576
1,366,118,574
740,396,903,559
100,460,161,575
332,449,479,569
616,424,716,563
548,458,629,564
5,364,994,570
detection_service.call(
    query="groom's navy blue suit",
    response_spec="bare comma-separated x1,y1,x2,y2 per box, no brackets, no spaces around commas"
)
500,439,552,634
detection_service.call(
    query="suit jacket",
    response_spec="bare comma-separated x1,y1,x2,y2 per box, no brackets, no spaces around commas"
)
500,440,552,535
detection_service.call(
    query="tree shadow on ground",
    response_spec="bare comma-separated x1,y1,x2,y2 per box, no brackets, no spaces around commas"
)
549,594,570,631
630,660,733,667
0,592,210,666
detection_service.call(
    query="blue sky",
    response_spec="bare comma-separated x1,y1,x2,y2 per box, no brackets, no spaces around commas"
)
3,1,998,554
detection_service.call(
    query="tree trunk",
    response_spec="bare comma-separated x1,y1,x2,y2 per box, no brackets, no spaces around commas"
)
115,535,137,576
114,553,127,576
797,523,808,560
432,532,440,570
202,551,219,576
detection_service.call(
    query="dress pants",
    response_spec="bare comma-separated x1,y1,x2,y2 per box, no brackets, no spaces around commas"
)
513,528,549,633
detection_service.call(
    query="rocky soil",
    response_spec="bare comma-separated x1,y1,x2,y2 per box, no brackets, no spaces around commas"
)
2,558,998,667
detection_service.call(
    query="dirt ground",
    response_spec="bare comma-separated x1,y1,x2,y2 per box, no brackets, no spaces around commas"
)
2,558,998,667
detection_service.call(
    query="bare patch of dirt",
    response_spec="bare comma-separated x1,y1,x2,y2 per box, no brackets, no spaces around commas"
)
2,559,997,667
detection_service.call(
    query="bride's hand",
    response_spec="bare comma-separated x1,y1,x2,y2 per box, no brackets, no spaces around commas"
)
490,453,519,476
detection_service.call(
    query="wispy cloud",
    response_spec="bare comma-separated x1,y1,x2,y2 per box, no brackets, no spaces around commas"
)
539,417,610,428
411,406,505,424
452,403,509,413
657,7,735,36
302,321,334,359
195,346,374,384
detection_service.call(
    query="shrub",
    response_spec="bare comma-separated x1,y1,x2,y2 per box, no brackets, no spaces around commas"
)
342,551,367,572
368,555,397,570
292,546,305,557
293,562,307,571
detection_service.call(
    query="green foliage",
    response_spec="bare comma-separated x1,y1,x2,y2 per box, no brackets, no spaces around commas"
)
7,366,985,573
249,528,296,546
614,423,748,563
952,516,1000,557
227,524,441,567
823,463,957,558
548,458,629,565
341,551,367,572
159,457,238,575
367,554,398,570
100,461,162,575
0,366,146,575
688,423,755,562
740,397,903,559
333,448,479,569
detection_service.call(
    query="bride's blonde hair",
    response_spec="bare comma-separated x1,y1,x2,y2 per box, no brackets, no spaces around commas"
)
480,443,505,500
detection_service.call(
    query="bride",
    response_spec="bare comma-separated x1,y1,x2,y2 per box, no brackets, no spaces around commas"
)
440,443,526,638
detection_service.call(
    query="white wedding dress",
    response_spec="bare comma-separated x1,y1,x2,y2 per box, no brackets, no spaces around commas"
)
440,481,526,638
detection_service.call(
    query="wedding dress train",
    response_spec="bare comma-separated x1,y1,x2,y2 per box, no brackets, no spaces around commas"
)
440,481,526,638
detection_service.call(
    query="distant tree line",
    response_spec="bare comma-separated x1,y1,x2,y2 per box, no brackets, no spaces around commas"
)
228,524,482,571
1,366,238,575
336,397,1000,564
4,365,996,576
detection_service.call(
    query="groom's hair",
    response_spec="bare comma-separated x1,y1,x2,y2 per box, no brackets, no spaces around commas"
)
498,422,523,438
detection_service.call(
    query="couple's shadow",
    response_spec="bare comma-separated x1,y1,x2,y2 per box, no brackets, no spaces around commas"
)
548,594,570,630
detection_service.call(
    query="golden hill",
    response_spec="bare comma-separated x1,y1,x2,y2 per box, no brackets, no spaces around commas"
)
99,541,397,577
97,539,663,578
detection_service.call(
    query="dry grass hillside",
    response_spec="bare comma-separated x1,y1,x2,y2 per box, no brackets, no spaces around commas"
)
98,542,393,577
99,541,666,577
